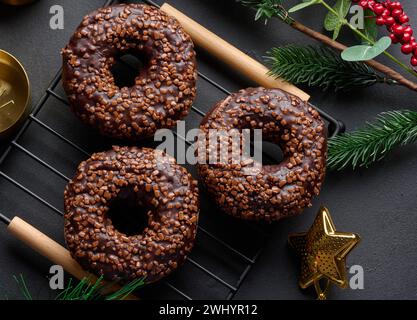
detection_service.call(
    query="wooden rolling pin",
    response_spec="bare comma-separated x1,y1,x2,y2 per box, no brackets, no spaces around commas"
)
7,216,137,300
160,3,310,101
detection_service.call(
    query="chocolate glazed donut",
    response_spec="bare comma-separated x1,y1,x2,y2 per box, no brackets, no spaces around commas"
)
64,147,199,283
198,87,327,222
62,4,197,140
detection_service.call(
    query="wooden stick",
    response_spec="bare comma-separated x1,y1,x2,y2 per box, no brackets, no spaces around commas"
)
7,217,138,300
160,3,311,101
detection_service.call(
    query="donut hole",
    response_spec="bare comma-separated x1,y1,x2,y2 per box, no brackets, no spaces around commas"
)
110,52,149,89
107,187,150,236
258,140,284,165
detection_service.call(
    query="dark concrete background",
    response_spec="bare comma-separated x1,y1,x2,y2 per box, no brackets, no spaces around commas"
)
0,0,416,300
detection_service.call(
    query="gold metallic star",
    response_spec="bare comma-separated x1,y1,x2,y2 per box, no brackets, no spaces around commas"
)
289,207,360,295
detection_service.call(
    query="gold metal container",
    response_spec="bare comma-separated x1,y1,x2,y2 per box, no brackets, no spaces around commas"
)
0,50,30,139
0,0,36,5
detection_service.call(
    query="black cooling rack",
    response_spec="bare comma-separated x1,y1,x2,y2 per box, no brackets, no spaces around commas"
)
0,0,344,300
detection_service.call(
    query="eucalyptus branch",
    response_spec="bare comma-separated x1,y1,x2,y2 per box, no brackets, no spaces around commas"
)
239,0,293,24
318,0,417,77
328,110,417,170
238,0,417,92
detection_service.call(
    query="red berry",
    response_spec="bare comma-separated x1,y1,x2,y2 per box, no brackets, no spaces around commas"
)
404,26,413,36
385,16,395,26
376,17,386,25
391,9,403,19
392,24,405,36
374,4,385,15
401,44,413,54
390,33,399,43
399,14,410,24
368,1,416,67
381,10,390,19
401,32,412,43
388,2,402,10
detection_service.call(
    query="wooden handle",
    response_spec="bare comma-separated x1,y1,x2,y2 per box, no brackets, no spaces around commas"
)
160,3,310,101
7,217,138,300
8,217,89,280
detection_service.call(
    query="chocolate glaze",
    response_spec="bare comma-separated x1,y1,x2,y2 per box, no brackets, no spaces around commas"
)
198,87,327,222
64,146,199,284
62,4,197,140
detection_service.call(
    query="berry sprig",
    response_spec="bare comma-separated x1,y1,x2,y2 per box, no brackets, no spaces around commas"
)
354,0,417,66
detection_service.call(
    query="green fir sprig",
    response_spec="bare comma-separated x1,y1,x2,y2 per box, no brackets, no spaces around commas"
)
13,274,145,300
328,110,417,170
266,45,396,91
13,274,32,300
54,276,105,300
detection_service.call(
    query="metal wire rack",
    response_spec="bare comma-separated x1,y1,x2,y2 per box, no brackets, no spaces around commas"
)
0,0,344,300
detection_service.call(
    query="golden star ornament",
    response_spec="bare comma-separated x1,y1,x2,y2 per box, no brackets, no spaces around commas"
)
288,207,360,299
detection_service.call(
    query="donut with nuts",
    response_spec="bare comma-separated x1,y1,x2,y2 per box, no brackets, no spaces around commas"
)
198,87,327,222
62,4,197,140
64,146,199,283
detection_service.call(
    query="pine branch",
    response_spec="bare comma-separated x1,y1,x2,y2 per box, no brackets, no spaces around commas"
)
14,274,145,300
55,276,105,300
266,45,396,91
328,110,417,170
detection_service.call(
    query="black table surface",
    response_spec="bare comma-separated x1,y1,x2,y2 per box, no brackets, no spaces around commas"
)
0,0,416,300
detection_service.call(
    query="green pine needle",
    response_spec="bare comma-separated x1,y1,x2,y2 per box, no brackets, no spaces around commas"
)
237,0,293,24
328,110,417,170
105,278,145,301
55,276,105,301
13,274,32,300
15,274,145,300
266,45,395,91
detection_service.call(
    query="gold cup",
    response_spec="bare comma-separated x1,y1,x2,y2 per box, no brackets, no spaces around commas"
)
0,50,31,139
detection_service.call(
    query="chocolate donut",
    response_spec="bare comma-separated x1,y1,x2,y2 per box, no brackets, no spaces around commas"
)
62,4,197,140
198,87,327,222
64,146,199,283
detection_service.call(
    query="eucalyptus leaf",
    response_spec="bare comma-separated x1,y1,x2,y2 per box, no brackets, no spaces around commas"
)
324,0,351,40
331,23,343,40
288,0,318,13
341,36,391,61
